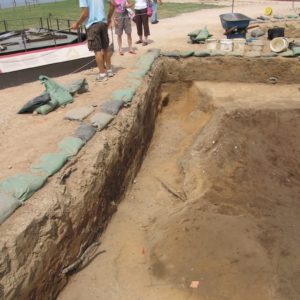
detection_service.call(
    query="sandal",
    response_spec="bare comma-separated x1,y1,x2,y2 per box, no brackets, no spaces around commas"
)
119,50,124,55
129,50,136,54
142,41,148,46
135,40,143,44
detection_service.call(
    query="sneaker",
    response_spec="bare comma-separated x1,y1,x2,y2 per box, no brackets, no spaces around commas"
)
96,73,108,82
151,20,159,24
107,69,115,77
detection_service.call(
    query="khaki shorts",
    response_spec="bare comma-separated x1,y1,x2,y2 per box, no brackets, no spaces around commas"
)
114,12,132,36
87,22,109,51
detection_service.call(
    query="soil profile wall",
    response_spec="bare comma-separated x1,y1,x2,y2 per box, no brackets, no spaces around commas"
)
0,61,165,300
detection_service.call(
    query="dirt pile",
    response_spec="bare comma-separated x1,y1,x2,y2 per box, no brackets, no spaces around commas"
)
149,101,300,299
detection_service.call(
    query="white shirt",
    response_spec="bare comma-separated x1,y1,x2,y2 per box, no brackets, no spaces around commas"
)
135,0,147,10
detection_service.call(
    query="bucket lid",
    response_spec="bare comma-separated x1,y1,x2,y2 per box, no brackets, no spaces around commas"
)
270,37,288,53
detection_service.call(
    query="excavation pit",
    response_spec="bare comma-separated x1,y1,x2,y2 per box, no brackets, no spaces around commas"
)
1,57,300,300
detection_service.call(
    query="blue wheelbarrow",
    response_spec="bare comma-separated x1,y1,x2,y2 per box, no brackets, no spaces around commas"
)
219,13,251,39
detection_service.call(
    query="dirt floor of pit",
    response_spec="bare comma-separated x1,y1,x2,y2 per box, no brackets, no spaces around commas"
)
58,81,300,300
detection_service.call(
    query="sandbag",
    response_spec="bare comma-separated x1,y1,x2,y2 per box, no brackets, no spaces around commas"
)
31,152,68,176
39,75,73,106
257,16,269,21
287,14,298,19
112,88,135,104
58,136,85,157
180,51,194,58
251,29,265,38
292,46,300,56
65,78,89,95
74,123,96,143
194,51,210,57
128,79,142,88
90,112,114,131
161,51,181,58
279,50,294,57
187,29,201,37
18,93,51,114
64,106,94,121
0,173,48,202
0,191,22,224
195,27,211,42
101,100,123,115
273,15,284,20
34,98,59,115
128,70,146,79
261,52,278,57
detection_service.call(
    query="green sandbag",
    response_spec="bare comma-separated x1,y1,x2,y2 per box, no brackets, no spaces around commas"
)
128,70,146,79
128,79,141,88
287,14,298,19
0,191,22,224
112,87,135,104
31,152,69,176
34,98,59,115
180,51,194,58
39,75,73,106
195,27,211,42
194,51,210,57
90,112,114,131
292,47,300,56
279,50,294,57
58,136,85,157
65,78,89,95
161,51,181,58
187,29,201,37
273,14,284,19
0,173,48,202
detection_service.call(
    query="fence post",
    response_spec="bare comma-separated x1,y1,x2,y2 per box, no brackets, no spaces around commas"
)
4,20,8,31
40,17,43,29
56,19,59,30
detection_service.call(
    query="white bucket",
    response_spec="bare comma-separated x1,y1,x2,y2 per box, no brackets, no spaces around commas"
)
251,40,265,52
206,38,218,51
233,38,246,52
220,39,233,52
270,37,288,53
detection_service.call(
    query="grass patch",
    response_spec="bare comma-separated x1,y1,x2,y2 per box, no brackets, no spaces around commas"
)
158,3,221,19
0,0,222,31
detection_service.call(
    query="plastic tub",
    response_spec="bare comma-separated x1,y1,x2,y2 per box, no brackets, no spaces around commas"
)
270,37,288,53
233,38,246,52
250,40,265,52
220,39,233,52
206,38,218,51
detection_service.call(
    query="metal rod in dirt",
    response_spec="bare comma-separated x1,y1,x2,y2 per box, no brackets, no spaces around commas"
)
232,0,234,13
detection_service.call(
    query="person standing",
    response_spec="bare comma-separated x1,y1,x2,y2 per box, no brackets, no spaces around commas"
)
151,0,162,24
71,0,115,82
134,0,150,46
113,0,135,55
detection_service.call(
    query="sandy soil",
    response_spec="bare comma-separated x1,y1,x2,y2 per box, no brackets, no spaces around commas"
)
58,80,300,300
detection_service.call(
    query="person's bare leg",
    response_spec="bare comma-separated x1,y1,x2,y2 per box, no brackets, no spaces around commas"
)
103,47,114,77
127,33,134,53
117,35,124,55
95,51,106,73
103,48,111,70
